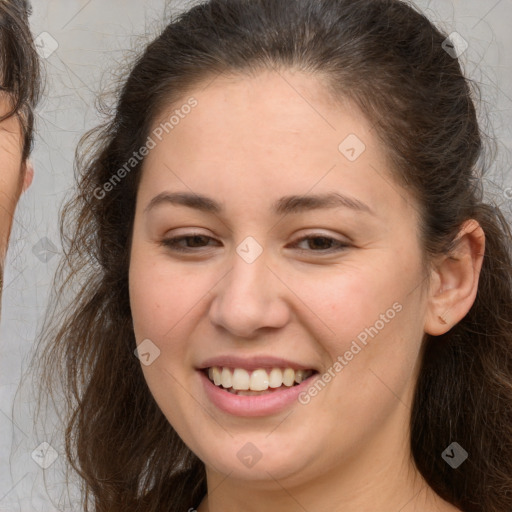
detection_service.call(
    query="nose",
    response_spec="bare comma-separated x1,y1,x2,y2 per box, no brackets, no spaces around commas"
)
208,244,290,339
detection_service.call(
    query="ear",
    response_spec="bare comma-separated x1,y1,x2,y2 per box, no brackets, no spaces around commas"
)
21,159,34,192
424,219,485,336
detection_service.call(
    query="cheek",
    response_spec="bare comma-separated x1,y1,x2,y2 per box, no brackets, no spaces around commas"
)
128,240,201,337
307,254,422,391
128,252,198,413
308,260,407,344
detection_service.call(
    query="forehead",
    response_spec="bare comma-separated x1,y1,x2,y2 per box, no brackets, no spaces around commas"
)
145,71,379,175
151,69,365,155
139,70,410,222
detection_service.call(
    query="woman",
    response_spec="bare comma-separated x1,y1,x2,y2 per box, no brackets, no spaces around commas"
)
33,0,512,511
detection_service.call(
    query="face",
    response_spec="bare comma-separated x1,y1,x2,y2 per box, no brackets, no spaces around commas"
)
129,70,431,491
0,93,32,300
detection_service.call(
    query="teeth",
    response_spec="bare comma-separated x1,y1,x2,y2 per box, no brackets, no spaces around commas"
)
211,367,221,386
282,368,295,386
294,369,306,384
232,368,250,390
268,368,283,388
206,366,314,391
221,367,232,388
250,369,269,391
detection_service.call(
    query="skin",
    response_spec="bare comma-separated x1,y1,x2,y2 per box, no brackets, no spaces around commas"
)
129,70,484,512
0,93,33,306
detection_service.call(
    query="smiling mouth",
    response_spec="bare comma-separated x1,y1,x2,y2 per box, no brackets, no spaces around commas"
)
203,366,318,395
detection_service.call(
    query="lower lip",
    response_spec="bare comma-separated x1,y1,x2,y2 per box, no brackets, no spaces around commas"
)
198,370,318,417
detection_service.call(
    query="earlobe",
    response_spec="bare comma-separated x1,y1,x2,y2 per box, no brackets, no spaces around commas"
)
22,159,34,192
424,219,485,336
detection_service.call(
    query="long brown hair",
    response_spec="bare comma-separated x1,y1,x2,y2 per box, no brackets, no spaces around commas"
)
32,1,512,511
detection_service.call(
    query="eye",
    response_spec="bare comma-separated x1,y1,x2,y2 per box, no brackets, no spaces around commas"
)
160,233,220,253
289,234,350,254
160,233,349,254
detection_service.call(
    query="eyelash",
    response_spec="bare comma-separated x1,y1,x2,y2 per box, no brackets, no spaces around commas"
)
160,233,350,254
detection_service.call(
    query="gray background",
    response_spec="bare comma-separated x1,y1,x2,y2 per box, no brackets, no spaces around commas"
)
0,0,511,510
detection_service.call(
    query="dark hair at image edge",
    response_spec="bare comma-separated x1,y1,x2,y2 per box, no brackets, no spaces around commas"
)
0,0,40,160
30,1,512,511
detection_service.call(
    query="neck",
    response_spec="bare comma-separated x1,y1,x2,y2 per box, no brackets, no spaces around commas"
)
198,463,459,512
196,400,460,512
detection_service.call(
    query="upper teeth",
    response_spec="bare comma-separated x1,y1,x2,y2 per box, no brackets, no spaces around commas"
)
207,366,314,391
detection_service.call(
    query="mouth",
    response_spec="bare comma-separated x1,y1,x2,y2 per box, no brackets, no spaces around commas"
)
203,366,319,396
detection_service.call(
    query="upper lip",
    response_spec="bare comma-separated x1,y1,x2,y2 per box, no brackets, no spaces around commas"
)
197,355,319,372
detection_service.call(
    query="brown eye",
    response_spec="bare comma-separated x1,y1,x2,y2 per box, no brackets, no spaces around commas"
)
291,235,349,253
160,234,220,252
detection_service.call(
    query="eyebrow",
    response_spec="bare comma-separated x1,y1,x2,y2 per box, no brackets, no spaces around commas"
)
144,191,375,216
